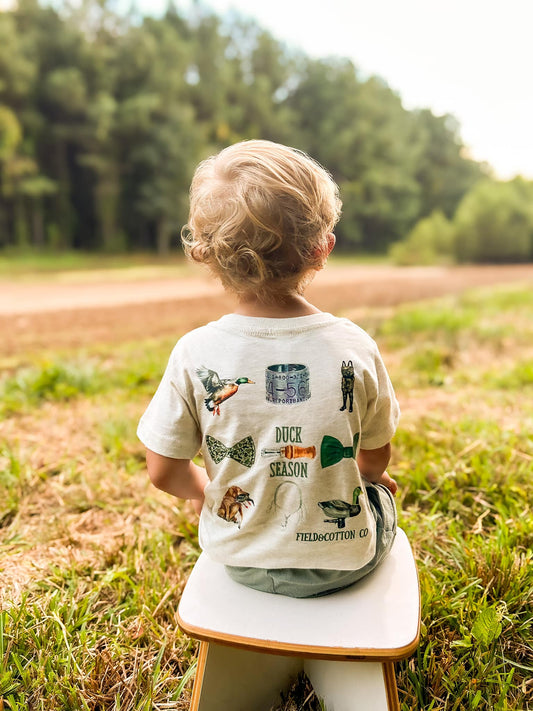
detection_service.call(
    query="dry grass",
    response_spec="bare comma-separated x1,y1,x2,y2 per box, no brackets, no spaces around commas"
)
1,279,532,710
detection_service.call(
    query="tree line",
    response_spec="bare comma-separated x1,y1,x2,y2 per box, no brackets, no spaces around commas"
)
3,0,529,260
391,177,533,265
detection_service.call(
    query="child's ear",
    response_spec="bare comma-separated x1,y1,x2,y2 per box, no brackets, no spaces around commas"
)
313,233,336,269
326,232,336,256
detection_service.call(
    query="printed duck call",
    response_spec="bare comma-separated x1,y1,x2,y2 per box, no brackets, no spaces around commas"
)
261,445,316,460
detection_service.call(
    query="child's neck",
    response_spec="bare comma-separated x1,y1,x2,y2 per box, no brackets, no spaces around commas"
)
234,293,321,318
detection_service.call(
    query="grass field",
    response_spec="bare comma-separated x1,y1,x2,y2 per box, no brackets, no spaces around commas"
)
1,281,532,710
0,249,384,280
0,250,187,276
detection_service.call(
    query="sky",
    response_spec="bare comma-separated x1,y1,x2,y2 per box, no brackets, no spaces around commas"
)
175,0,533,180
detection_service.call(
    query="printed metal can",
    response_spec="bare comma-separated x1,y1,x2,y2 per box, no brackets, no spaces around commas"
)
265,364,310,405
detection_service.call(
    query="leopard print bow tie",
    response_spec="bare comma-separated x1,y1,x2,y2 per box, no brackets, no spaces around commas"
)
206,435,256,468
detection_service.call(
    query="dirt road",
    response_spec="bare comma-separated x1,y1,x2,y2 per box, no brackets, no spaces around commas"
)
1,264,532,357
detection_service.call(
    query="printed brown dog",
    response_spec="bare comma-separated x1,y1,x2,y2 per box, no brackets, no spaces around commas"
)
217,486,254,528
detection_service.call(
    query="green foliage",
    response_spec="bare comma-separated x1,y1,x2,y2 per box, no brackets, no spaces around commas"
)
0,105,22,160
0,0,485,255
0,248,189,275
1,283,532,709
285,61,426,250
378,297,476,341
454,179,533,263
0,443,35,529
44,67,88,115
380,288,533,710
0,545,199,706
460,281,533,313
0,345,166,415
471,606,504,647
1,361,100,412
486,359,533,389
377,284,533,394
412,110,484,220
390,210,455,265
391,176,533,266
402,345,455,386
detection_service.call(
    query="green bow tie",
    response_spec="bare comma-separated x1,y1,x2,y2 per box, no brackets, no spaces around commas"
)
320,433,360,468
206,435,256,468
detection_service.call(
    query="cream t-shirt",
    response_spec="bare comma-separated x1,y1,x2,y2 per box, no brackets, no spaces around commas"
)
137,312,399,570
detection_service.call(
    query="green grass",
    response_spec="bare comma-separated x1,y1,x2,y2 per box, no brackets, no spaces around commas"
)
0,340,173,416
0,249,189,278
0,248,378,281
377,285,533,346
1,283,532,710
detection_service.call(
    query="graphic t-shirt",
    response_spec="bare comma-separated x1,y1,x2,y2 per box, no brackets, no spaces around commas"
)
137,312,400,571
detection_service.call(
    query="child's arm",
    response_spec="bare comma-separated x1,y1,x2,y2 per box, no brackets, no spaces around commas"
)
146,449,209,514
357,443,398,495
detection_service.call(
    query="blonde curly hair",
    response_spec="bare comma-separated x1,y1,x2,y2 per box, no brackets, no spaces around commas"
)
181,140,342,302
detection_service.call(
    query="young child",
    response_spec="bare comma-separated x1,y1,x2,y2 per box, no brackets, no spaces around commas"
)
137,140,399,597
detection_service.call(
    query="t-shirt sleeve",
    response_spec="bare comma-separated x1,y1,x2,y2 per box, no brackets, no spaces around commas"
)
359,343,400,450
137,343,202,459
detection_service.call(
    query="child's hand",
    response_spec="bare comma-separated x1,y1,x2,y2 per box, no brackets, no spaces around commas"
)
378,472,398,496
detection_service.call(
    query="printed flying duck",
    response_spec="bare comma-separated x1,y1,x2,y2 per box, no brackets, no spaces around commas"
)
196,367,254,415
319,486,362,529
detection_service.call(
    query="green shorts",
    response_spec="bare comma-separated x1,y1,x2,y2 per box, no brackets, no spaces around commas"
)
225,483,397,598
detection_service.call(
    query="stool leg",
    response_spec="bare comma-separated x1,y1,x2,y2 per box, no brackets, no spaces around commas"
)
304,659,399,711
383,661,400,711
189,642,303,711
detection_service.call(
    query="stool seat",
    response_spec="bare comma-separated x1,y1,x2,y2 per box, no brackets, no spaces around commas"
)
177,528,420,710
178,528,419,661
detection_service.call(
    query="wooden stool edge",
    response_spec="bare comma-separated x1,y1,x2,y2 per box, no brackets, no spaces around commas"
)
177,611,420,662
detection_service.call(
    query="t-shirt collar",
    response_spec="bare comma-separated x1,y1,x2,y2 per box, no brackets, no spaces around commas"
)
212,312,337,337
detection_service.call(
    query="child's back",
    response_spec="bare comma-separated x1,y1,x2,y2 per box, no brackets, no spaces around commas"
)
138,140,399,597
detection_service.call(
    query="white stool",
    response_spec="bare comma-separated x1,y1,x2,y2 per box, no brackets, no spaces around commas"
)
177,528,420,711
